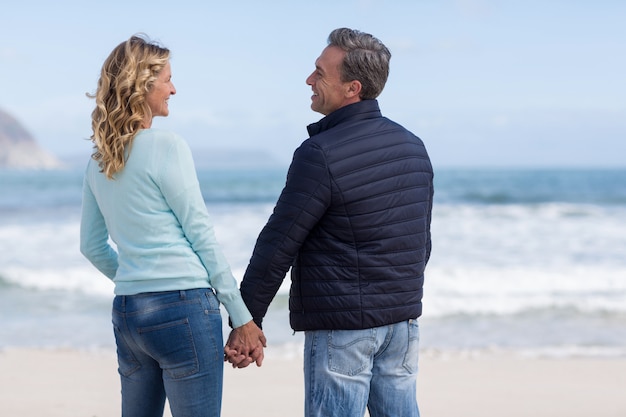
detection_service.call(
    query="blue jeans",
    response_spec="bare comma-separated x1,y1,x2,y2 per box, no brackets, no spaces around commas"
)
304,320,420,417
112,289,224,417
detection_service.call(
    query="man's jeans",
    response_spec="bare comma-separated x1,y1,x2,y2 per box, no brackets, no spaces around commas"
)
112,289,224,417
304,319,420,417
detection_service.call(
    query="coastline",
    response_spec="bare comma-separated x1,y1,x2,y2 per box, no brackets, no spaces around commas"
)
1,348,624,417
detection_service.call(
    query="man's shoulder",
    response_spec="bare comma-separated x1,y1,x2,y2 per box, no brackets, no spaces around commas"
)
312,114,402,144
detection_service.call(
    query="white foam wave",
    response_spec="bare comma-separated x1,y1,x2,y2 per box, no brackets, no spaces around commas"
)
1,202,625,317
424,265,626,317
2,265,115,296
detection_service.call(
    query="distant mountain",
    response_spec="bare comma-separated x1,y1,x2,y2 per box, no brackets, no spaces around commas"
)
0,108,63,169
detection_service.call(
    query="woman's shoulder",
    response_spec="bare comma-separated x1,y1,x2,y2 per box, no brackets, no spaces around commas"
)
136,128,184,144
135,129,190,153
133,129,193,169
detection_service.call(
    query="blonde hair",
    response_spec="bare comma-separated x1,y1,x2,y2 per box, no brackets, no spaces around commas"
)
88,34,170,179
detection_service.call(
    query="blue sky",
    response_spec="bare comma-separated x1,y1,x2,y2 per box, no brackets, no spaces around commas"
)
1,0,624,168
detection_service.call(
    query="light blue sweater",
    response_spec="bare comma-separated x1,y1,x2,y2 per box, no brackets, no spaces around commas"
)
80,129,252,327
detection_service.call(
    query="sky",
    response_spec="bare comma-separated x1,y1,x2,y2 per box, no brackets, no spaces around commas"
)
1,0,624,168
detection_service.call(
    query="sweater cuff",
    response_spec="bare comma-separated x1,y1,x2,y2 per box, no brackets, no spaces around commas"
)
223,297,253,328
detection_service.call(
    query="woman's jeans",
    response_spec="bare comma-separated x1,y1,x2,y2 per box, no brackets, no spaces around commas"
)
112,289,224,417
304,319,420,417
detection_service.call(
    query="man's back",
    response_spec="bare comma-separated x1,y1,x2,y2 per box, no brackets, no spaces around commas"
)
241,100,433,331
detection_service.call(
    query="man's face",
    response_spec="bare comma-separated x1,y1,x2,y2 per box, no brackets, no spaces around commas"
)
305,46,353,115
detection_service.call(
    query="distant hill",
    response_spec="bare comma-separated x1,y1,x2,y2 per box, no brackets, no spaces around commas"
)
0,108,63,169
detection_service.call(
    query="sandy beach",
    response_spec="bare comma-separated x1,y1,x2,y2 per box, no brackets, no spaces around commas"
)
1,348,624,417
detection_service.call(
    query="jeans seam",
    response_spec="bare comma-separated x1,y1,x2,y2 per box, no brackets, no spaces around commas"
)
402,320,419,373
203,290,221,312
113,321,141,377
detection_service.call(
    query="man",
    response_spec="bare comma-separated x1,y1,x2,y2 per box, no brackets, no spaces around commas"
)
226,28,433,417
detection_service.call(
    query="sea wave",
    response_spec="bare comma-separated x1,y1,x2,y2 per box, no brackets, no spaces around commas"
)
1,167,625,354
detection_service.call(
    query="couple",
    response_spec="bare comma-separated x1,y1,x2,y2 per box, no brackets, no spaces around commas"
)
80,28,433,417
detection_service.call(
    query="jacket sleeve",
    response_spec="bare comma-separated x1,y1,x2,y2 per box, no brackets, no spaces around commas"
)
240,141,331,326
425,180,434,265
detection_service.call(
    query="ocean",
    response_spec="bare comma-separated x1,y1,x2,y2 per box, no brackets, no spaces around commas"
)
1,167,625,358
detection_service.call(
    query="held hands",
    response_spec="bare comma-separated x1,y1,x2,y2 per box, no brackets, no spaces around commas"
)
224,320,267,369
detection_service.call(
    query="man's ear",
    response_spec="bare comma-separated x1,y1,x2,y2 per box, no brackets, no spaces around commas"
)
346,80,362,98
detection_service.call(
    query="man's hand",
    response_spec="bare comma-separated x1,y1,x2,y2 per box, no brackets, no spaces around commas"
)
224,320,267,368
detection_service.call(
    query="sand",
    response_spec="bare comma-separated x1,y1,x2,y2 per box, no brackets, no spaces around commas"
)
1,348,625,417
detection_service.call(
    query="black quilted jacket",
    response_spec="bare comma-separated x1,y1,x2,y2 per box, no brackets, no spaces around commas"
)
240,99,433,331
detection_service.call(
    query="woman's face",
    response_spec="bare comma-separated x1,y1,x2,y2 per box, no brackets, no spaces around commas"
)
146,61,176,119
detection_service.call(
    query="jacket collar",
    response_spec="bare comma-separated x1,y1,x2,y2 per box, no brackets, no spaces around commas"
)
306,99,382,137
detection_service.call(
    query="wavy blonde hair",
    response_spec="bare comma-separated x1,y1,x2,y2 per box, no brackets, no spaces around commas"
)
88,34,170,179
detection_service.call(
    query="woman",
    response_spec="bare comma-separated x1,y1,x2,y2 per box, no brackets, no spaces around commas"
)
80,34,265,417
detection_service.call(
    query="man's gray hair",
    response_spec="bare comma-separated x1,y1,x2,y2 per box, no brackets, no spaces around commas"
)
327,28,391,100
